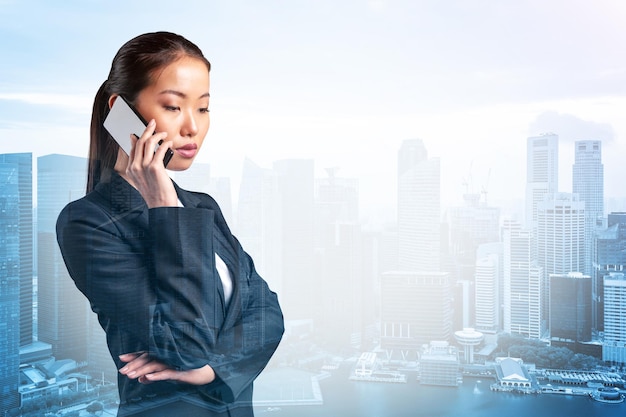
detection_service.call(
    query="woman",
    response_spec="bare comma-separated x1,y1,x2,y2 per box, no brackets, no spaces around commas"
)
56,32,284,416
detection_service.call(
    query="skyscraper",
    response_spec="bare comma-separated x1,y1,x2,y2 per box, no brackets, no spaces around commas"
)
273,159,315,321
595,212,626,332
549,272,592,344
536,193,585,327
236,158,282,292
525,134,558,229
474,251,501,333
572,140,604,277
503,221,543,338
0,153,33,347
603,273,626,365
0,158,21,410
397,139,441,272
37,154,90,362
314,169,362,348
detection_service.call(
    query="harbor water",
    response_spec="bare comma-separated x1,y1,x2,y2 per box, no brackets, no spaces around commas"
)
254,365,626,417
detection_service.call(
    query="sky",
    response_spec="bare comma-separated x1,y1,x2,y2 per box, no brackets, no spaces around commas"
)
1,0,626,223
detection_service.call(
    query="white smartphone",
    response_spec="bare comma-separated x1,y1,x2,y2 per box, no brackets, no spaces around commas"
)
103,96,173,167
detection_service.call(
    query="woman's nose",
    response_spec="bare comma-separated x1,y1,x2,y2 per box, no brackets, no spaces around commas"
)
181,110,199,137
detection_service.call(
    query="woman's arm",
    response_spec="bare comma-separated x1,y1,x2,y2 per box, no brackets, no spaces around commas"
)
57,196,284,403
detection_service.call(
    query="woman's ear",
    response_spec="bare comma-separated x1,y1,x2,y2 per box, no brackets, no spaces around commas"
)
107,94,119,110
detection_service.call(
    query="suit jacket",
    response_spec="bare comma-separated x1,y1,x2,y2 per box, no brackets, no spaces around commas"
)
56,171,284,416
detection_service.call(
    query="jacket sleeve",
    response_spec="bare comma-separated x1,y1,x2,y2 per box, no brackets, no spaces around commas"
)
56,201,156,352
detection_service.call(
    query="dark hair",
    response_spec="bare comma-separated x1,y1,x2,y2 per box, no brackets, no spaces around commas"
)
87,31,211,193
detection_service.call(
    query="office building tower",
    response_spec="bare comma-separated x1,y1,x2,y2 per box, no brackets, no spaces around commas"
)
0,159,21,410
595,212,626,332
603,273,626,365
474,252,501,333
448,194,500,270
549,272,592,344
0,154,33,347
273,159,315,320
537,193,585,326
572,140,604,277
236,158,282,292
314,169,362,348
503,221,544,338
525,134,558,228
397,139,441,272
37,154,90,362
380,271,452,358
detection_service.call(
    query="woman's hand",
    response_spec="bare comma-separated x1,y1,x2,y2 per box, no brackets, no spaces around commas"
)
123,119,178,208
119,352,216,385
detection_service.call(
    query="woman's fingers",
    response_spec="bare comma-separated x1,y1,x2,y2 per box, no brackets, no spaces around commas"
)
143,364,216,385
120,355,169,379
118,356,217,386
118,351,145,363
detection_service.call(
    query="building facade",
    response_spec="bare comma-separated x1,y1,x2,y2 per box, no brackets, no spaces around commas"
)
503,222,544,338
525,134,558,229
536,192,585,329
397,139,441,272
603,273,626,365
380,271,452,357
572,140,604,277
549,272,592,343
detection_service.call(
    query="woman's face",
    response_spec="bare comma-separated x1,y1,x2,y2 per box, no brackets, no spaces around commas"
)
133,56,210,171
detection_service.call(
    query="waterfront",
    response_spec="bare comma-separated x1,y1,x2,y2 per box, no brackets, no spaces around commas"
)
254,364,626,417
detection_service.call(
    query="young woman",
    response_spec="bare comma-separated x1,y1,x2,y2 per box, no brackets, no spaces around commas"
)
56,32,284,416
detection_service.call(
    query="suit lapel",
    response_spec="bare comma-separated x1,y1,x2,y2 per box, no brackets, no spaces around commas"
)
174,184,242,329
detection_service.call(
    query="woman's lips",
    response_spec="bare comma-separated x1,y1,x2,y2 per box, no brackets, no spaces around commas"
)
176,143,198,158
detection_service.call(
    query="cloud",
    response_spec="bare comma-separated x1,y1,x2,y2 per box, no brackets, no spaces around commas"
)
0,93,91,130
528,111,615,144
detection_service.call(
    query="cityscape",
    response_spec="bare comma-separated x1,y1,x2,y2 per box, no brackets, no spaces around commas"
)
1,132,626,416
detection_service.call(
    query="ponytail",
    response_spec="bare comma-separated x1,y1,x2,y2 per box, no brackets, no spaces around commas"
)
86,80,119,193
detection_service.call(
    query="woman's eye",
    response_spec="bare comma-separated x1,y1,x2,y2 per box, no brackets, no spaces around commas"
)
164,105,179,111
199,107,210,113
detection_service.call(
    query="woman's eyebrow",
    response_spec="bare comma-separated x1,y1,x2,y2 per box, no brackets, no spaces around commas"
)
158,89,210,99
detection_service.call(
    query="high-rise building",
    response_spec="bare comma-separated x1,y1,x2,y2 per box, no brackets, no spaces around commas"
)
0,158,21,410
380,271,452,357
595,213,626,332
536,193,585,327
549,272,592,344
603,273,626,365
474,252,501,333
37,154,90,362
273,159,314,321
0,153,33,347
314,169,362,348
503,221,544,338
397,139,441,272
572,140,604,277
525,134,558,228
236,158,282,292
448,194,500,265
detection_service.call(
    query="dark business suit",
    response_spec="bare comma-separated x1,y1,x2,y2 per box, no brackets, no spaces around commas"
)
56,171,284,416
